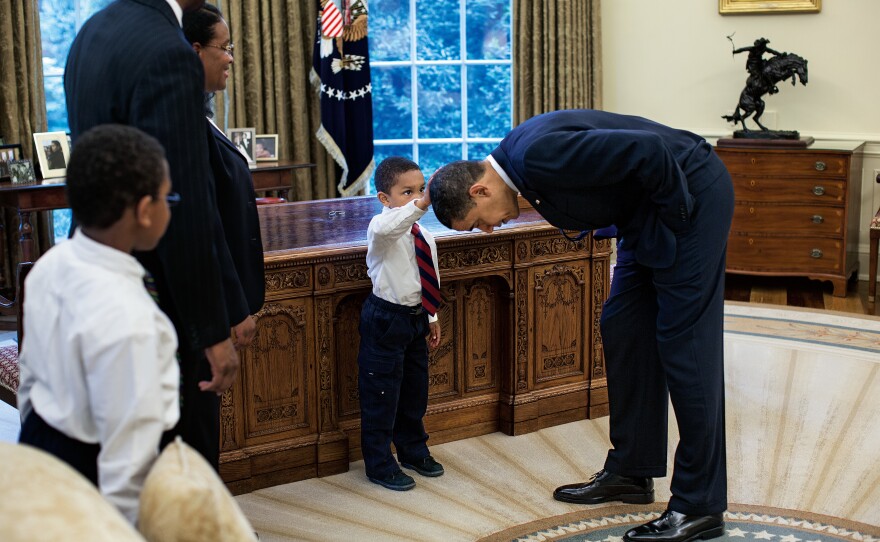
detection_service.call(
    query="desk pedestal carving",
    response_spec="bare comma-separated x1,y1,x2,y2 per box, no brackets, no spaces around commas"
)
219,197,611,493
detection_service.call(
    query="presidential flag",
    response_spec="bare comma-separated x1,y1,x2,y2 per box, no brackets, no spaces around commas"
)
311,0,374,196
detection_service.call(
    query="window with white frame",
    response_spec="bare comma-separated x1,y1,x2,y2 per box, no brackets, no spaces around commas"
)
369,0,513,192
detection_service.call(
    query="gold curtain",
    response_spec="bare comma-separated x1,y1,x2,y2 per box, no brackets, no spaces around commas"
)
0,0,50,292
218,0,337,201
512,0,602,125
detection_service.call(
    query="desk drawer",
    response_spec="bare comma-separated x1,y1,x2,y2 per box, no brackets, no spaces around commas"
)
732,204,844,236
717,150,849,178
726,235,843,274
731,177,846,204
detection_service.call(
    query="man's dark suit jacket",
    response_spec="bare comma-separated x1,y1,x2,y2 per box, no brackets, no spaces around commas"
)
64,0,231,351
491,109,727,268
207,121,265,318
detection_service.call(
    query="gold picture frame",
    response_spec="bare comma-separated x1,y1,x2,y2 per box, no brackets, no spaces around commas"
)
719,0,820,14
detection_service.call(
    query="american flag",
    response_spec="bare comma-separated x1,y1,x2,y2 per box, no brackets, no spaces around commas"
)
321,1,343,38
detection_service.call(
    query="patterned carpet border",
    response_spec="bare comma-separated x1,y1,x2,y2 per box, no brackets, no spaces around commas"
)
722,303,880,355
477,504,880,542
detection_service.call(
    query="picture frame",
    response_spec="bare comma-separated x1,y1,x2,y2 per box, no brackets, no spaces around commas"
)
33,131,71,179
719,0,820,14
254,134,279,162
227,127,257,165
0,143,23,180
9,159,36,185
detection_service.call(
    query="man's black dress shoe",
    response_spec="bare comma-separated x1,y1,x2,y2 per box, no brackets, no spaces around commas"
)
624,510,724,542
553,469,654,504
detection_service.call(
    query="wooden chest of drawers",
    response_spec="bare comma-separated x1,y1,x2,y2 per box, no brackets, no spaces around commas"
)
715,142,864,296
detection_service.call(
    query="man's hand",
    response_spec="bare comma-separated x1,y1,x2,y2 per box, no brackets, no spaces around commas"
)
427,321,441,349
200,338,240,395
231,315,256,349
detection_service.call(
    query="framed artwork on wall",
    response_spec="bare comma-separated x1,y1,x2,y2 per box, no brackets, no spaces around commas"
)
719,0,820,14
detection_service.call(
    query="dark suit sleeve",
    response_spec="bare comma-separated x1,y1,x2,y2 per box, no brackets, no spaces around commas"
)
522,129,695,233
130,46,231,351
214,208,251,326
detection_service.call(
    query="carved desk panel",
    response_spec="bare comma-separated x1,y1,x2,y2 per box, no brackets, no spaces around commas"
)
220,196,611,493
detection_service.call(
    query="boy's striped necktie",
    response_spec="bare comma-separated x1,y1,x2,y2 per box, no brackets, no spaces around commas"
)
411,223,440,316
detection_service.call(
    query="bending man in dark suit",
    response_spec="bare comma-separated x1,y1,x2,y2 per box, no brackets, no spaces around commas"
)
64,0,250,469
430,109,734,542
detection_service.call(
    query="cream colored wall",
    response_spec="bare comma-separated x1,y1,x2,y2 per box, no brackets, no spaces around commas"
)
601,0,880,281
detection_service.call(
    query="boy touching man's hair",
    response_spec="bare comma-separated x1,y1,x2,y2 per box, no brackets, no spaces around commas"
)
357,156,444,491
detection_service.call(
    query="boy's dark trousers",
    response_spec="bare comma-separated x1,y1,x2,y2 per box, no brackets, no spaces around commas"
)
358,293,431,479
20,409,100,484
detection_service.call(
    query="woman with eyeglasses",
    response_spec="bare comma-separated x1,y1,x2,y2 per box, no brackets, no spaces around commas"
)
183,5,265,361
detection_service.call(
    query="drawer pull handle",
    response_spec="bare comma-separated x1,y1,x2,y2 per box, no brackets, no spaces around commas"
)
814,161,826,171
812,186,825,196
810,249,823,259
811,215,824,224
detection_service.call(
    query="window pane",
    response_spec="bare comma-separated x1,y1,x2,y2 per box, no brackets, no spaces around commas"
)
80,0,114,18
39,0,76,72
44,75,69,133
467,64,511,138
417,144,462,178
370,143,414,193
372,66,412,140
417,65,460,139
369,0,411,61
466,0,511,60
416,0,460,60
467,142,498,160
52,209,72,244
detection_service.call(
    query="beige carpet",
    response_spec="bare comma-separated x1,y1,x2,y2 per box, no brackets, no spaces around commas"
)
235,302,880,541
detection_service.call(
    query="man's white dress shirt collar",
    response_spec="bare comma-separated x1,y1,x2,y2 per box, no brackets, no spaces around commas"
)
164,0,183,26
487,154,519,194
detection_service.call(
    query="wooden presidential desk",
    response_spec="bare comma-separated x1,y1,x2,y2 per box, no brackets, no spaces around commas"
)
220,196,612,494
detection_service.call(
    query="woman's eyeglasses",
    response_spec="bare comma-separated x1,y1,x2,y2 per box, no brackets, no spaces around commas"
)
204,43,234,56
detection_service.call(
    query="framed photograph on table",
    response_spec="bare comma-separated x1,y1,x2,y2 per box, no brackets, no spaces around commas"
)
254,134,279,162
9,159,36,184
33,131,71,179
227,127,256,165
0,143,23,180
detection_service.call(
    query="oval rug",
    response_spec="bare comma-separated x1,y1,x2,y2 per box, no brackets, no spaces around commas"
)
477,504,880,542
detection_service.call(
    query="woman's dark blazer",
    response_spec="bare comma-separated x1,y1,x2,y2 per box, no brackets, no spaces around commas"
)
207,121,265,319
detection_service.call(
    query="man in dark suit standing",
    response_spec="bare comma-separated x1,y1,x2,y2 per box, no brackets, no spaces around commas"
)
64,0,248,469
430,109,734,542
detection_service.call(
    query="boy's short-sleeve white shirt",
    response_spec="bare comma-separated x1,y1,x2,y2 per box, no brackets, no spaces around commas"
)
17,230,179,523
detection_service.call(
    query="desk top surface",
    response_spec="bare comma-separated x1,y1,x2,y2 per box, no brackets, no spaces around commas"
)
258,196,556,256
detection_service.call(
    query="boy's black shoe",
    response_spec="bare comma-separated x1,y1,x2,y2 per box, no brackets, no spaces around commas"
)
368,470,416,491
400,455,445,477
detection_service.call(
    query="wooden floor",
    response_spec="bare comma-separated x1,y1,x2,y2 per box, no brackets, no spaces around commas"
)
724,273,877,316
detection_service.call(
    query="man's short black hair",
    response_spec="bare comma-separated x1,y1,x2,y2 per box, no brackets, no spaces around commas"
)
374,156,421,194
66,124,167,229
428,160,486,228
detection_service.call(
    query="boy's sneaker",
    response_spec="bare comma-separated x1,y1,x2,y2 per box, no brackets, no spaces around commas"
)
400,455,445,477
368,470,416,491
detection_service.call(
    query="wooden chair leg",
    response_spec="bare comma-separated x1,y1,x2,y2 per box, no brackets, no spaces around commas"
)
869,230,879,305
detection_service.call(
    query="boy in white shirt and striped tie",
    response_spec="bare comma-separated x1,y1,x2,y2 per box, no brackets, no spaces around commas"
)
358,157,443,491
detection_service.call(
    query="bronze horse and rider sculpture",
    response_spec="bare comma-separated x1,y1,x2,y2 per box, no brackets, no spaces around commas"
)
723,37,808,139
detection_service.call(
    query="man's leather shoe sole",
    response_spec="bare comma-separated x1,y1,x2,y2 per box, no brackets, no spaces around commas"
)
553,489,654,505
